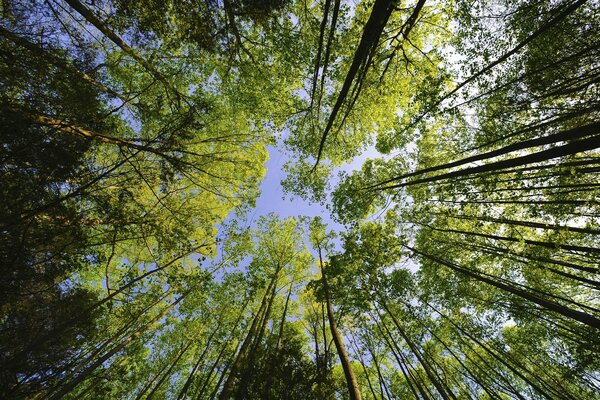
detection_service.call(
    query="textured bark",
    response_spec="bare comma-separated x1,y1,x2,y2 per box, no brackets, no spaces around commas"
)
408,246,600,328
314,0,395,167
317,245,362,400
48,294,186,399
371,121,600,189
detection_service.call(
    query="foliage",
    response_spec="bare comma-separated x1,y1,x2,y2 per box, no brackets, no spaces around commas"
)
1,0,598,399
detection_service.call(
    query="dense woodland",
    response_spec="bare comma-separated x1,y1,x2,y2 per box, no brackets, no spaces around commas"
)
1,0,599,398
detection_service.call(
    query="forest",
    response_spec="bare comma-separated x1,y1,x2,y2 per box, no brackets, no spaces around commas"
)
0,0,599,398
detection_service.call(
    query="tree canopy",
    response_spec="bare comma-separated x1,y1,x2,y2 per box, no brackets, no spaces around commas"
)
1,0,599,398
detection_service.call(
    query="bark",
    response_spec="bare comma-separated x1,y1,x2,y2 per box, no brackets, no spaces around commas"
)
363,338,392,400
11,105,171,156
425,224,600,255
374,313,428,400
437,237,600,287
427,303,560,399
48,294,186,399
379,299,454,400
348,334,379,400
380,0,427,81
377,127,600,190
218,266,281,400
8,244,212,371
317,0,341,110
384,119,599,186
317,245,362,400
237,271,279,397
264,281,293,399
410,312,503,400
310,0,332,107
314,0,395,167
435,211,600,236
408,246,600,328
176,318,224,400
196,298,250,399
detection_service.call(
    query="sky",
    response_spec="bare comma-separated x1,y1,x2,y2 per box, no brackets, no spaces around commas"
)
249,140,383,236
250,144,343,230
246,142,422,272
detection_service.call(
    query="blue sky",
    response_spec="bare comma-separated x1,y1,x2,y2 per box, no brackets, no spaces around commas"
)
249,140,382,236
250,144,343,230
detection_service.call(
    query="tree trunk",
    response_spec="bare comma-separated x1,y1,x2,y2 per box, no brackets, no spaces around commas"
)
48,294,186,399
407,246,600,328
218,266,281,400
317,245,362,400
371,121,600,188
143,341,193,400
379,128,600,190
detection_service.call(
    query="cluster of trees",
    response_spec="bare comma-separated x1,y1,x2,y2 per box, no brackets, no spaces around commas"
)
1,0,598,399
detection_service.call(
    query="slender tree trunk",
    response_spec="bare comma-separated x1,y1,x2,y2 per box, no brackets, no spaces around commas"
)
424,224,600,255
143,341,194,400
195,298,250,399
427,303,557,400
218,265,281,400
371,121,600,189
317,245,362,400
348,333,379,400
379,298,455,400
48,294,186,399
177,318,225,400
433,211,600,235
363,337,392,400
314,0,395,166
237,270,280,398
63,0,184,104
407,245,600,328
400,0,589,135
443,238,600,288
378,128,600,190
309,0,332,107
264,281,293,399
373,313,428,400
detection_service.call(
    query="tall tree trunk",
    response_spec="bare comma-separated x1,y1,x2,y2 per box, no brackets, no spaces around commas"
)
424,224,600,255
143,341,194,400
407,245,600,328
373,313,427,400
317,245,362,400
237,270,280,398
427,302,557,399
379,298,455,400
63,0,184,104
48,294,186,399
432,211,600,236
313,0,395,167
371,121,600,188
218,265,281,400
400,0,589,135
264,281,293,399
377,128,600,190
